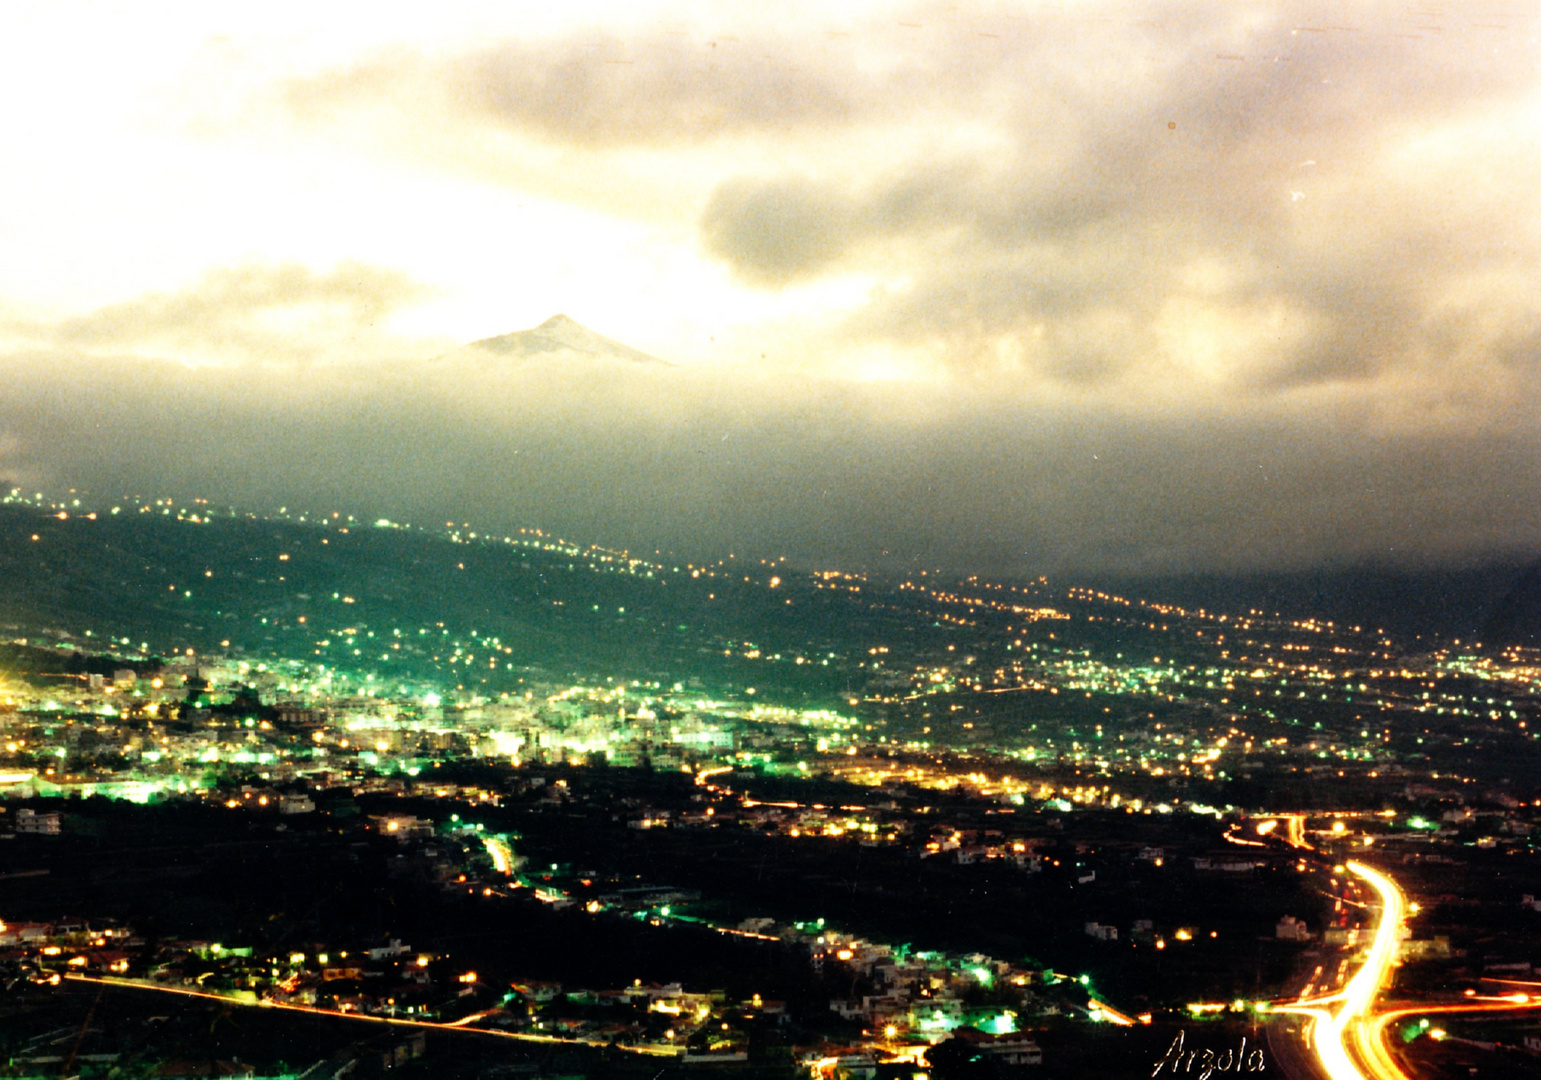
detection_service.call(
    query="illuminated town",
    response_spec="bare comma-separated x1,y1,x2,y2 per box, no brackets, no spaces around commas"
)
1,493,1539,1078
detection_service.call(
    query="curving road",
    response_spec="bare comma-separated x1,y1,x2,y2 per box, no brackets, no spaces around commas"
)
1273,861,1406,1080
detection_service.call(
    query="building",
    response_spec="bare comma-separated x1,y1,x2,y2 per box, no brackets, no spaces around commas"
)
1276,916,1311,942
14,808,61,835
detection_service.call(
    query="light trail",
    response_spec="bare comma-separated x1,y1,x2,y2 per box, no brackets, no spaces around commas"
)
61,974,683,1057
482,835,514,874
1274,861,1405,1080
1088,997,1138,1026
694,765,734,785
1223,824,1268,848
1360,995,1541,1079
1274,862,1541,1080
1251,813,1311,850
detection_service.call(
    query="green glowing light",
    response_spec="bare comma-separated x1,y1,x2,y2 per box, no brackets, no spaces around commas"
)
985,1011,1016,1034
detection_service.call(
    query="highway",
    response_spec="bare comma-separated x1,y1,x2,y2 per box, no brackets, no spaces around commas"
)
1272,859,1541,1080
1273,861,1406,1080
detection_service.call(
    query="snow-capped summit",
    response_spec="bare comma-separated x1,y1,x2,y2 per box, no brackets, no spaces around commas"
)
468,314,671,366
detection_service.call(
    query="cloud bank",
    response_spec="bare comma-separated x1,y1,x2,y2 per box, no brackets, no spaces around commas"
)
3,322,1539,577
1,2,1537,578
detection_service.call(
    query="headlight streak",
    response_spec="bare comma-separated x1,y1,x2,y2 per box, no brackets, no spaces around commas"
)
1274,862,1405,1080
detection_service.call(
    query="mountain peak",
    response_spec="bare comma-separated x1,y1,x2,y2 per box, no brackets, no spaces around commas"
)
468,315,671,366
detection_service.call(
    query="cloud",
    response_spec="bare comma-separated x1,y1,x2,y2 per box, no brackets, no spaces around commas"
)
699,176,856,286
284,29,863,148
675,3,1541,393
267,4,1541,399
464,34,861,147
1,338,1539,578
4,3,1533,580
40,262,433,363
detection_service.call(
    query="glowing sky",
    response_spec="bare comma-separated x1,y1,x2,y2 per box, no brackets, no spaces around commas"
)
2,1,1539,575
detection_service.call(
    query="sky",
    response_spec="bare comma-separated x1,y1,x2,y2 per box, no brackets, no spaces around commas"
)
1,1,1539,577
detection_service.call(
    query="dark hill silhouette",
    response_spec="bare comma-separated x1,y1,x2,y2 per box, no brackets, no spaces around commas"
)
1089,561,1541,647
1484,559,1541,646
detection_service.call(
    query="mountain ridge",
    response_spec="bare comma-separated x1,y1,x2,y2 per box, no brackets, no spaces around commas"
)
467,314,672,367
